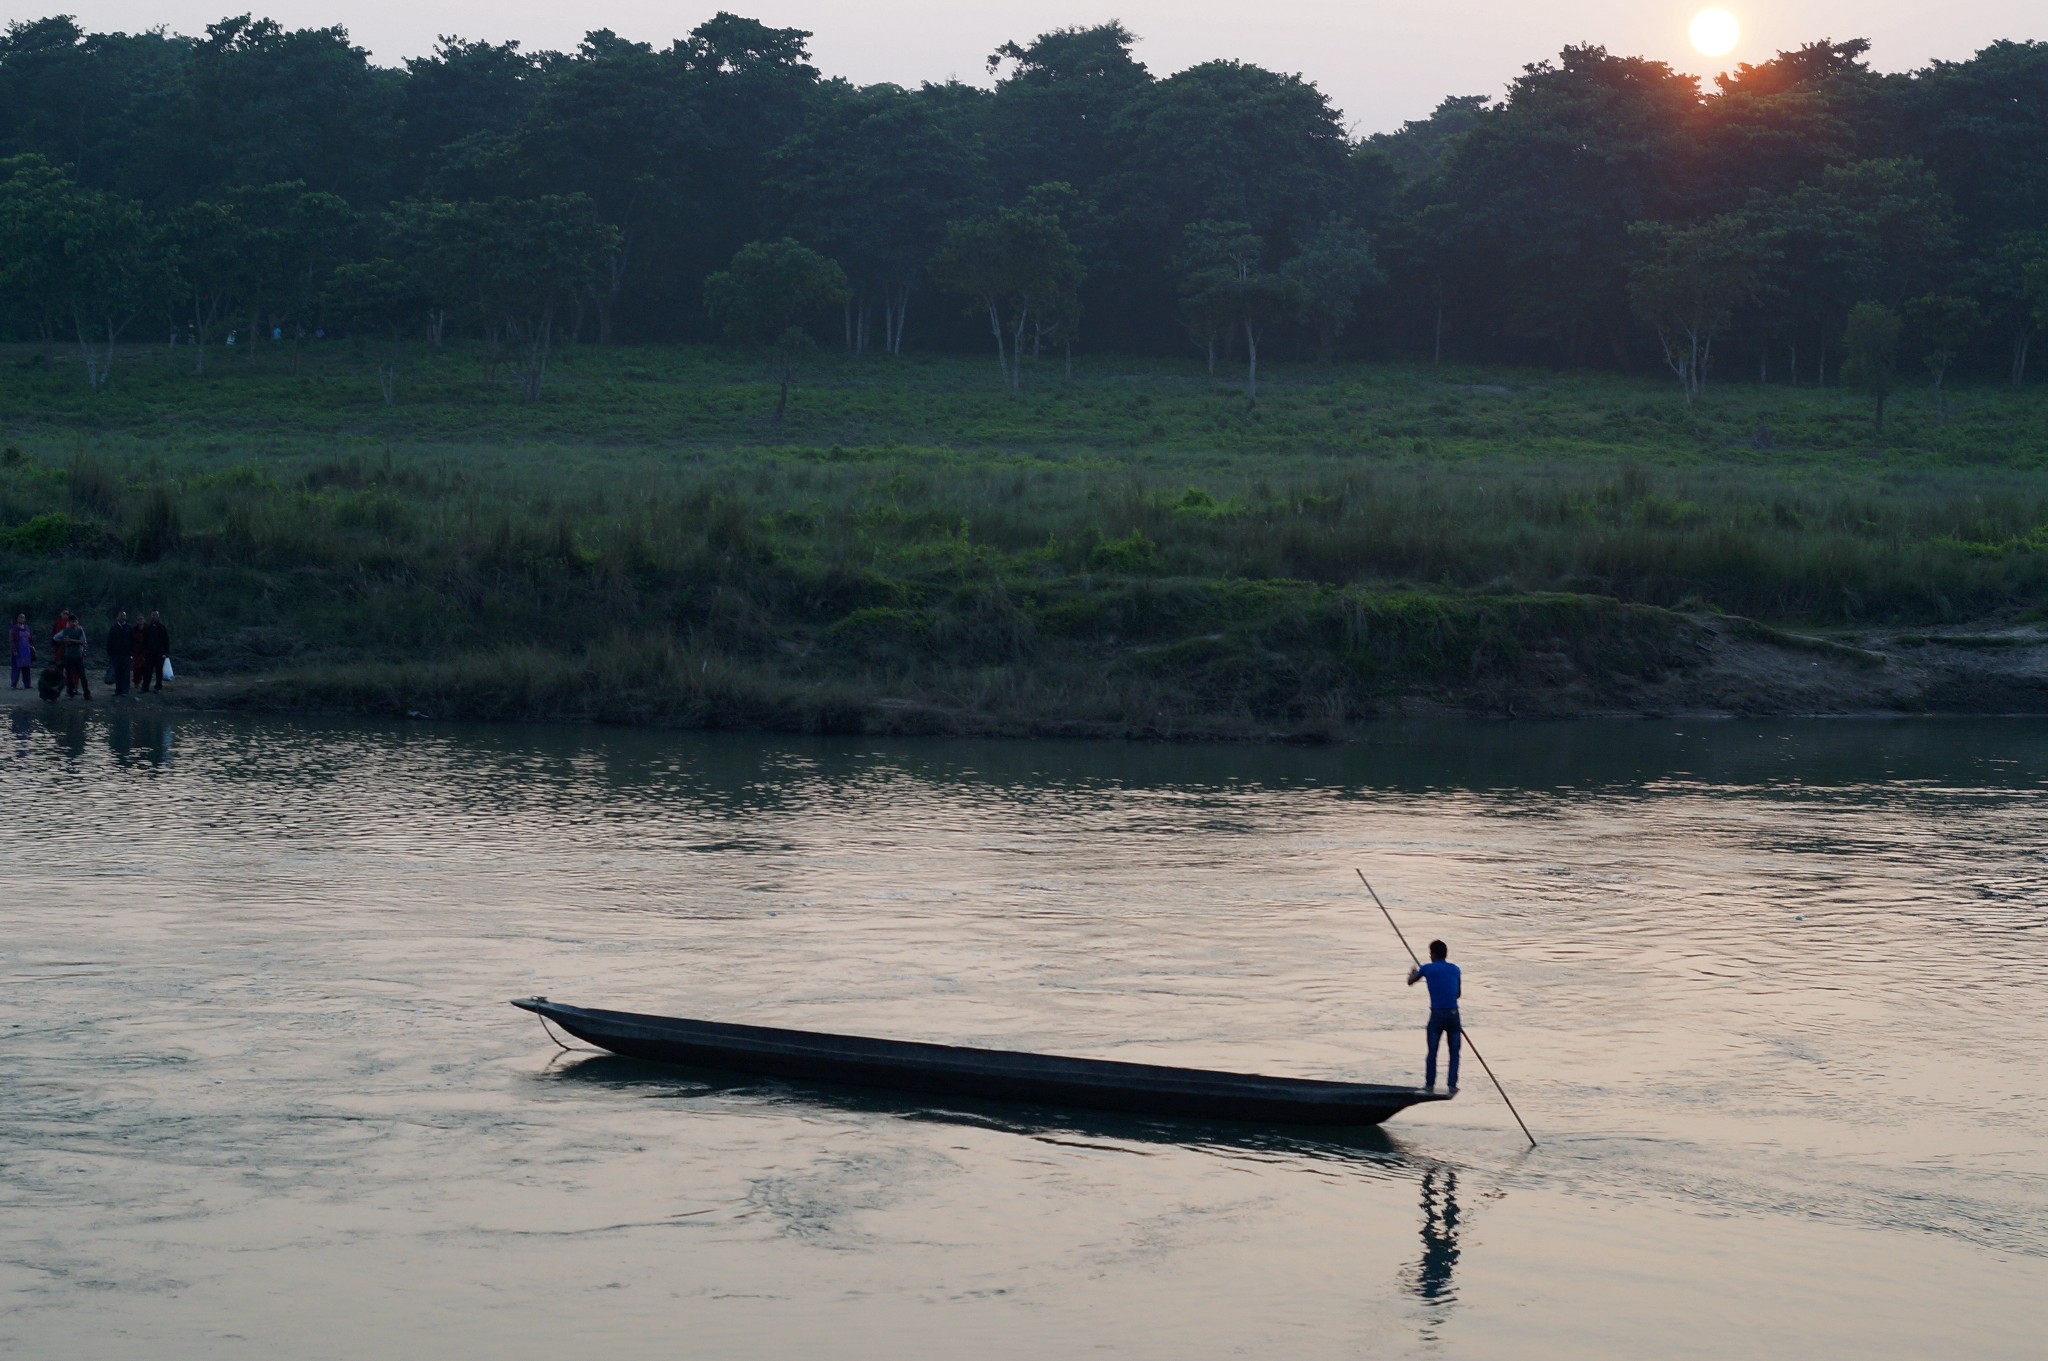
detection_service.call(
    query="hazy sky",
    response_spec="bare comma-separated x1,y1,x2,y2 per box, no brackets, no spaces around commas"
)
47,2,2047,132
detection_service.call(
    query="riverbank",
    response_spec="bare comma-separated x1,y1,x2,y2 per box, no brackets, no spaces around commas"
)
9,614,2047,737
4,344,2046,737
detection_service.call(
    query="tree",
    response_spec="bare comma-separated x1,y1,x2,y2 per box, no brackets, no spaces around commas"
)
1174,220,1260,374
1424,46,1701,365
1284,217,1383,362
1759,159,1956,384
477,194,617,401
1017,182,1107,374
180,16,399,203
703,238,850,420
1975,232,2048,388
985,23,1151,201
1174,220,1304,407
326,258,425,403
931,210,1083,392
1904,294,1982,422
0,153,79,363
515,32,698,345
0,154,165,388
1842,302,1902,431
769,82,988,355
385,197,485,347
225,181,358,368
160,200,243,372
1627,214,1777,404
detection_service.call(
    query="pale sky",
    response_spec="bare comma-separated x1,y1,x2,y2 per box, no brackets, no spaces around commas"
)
41,1,2048,133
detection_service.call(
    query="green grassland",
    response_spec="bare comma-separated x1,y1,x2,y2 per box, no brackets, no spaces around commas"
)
4,340,2047,735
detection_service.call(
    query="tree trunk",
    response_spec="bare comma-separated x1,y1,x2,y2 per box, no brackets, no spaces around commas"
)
1432,302,1444,366
1063,338,1072,381
1205,333,1216,376
1009,307,1030,392
2012,327,2033,388
1244,319,1259,410
985,299,1008,388
1934,366,1947,424
843,300,853,352
888,285,909,355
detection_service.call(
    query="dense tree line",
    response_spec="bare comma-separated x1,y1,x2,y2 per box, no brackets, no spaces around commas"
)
0,12,2044,402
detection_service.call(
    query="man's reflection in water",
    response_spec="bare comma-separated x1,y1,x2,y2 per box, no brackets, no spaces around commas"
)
1404,1167,1462,1338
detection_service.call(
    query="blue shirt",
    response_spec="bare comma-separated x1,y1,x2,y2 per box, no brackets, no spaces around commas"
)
1415,960,1461,1011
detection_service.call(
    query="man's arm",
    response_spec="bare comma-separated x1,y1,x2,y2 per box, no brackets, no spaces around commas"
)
1407,965,1423,986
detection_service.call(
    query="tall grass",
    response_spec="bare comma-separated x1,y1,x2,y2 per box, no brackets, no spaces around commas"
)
2,343,2045,730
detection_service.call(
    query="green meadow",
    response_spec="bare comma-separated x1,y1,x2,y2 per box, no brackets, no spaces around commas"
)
4,341,2046,734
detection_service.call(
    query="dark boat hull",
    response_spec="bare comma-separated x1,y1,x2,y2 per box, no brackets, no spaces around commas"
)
512,998,1446,1126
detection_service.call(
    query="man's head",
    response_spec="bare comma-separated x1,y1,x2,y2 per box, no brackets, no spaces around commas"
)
150,610,161,622
116,610,127,623
1429,939,1448,961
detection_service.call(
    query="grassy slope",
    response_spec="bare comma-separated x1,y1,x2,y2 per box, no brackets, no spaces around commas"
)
3,340,2046,734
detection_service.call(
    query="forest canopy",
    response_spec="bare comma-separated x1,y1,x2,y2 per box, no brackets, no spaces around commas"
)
0,13,2044,390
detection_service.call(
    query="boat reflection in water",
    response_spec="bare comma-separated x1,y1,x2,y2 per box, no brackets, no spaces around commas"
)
546,1052,1472,1328
543,1051,1421,1169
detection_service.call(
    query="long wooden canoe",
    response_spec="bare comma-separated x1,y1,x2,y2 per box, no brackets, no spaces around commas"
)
512,997,1448,1126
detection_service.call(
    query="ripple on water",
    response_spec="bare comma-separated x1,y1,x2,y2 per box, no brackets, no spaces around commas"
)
2,714,2045,1359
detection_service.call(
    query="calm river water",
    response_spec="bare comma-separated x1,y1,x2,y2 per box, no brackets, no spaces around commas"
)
2,709,2044,1358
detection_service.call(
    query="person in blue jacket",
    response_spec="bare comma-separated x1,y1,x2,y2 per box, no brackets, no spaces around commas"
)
1407,939,1461,1093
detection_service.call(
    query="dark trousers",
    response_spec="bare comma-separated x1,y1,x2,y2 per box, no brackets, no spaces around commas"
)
9,664,27,688
62,657,89,697
1427,1009,1462,1090
140,656,164,692
110,655,131,695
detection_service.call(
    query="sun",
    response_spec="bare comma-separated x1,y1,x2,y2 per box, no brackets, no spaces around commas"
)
1689,8,1741,58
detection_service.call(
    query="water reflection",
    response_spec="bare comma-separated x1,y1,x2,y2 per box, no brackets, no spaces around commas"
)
543,1052,1412,1177
103,713,172,768
1406,1167,1463,1338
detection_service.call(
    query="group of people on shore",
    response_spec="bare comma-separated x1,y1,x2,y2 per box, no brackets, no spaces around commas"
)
8,609,171,701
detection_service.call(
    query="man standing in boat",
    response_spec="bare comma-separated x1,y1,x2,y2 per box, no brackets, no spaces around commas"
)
1408,939,1460,1094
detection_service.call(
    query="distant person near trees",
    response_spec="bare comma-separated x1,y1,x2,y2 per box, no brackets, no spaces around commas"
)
58,611,90,699
139,611,171,693
8,613,31,689
105,609,135,697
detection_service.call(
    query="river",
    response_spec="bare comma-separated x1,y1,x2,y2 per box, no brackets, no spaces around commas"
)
3,708,2043,1358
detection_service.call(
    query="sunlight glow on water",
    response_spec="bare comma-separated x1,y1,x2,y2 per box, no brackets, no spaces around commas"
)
3,710,2044,1357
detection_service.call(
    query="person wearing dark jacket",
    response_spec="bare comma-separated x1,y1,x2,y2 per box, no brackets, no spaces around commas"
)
105,610,135,696
58,612,89,699
139,611,170,692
